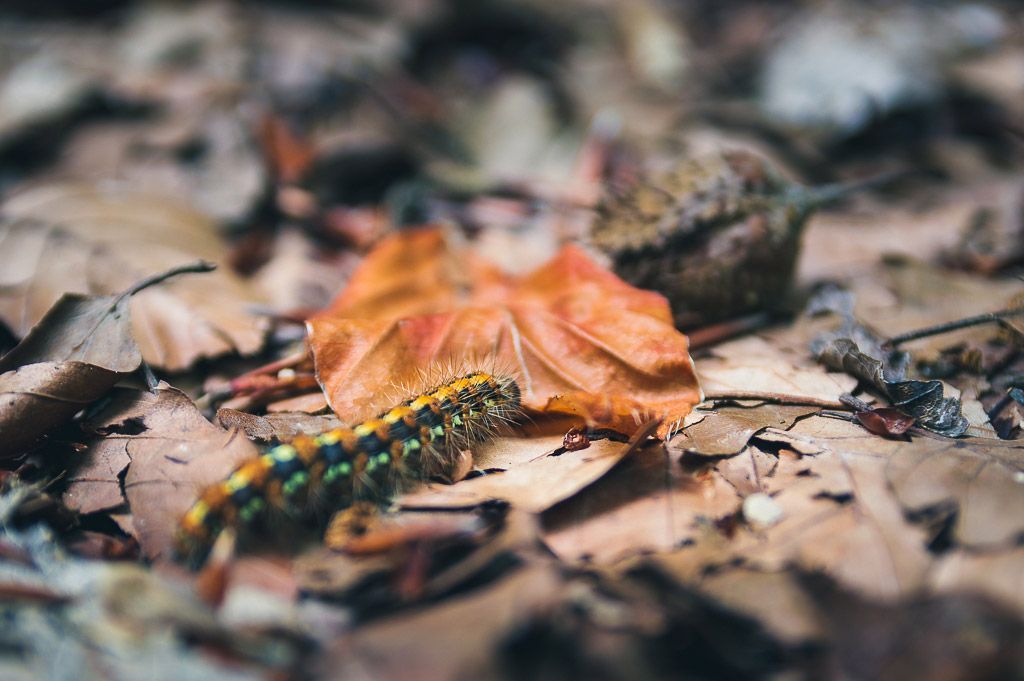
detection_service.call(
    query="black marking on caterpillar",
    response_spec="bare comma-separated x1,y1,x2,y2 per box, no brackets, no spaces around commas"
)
176,371,522,566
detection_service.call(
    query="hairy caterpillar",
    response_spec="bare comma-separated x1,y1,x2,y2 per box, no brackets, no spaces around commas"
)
176,371,522,566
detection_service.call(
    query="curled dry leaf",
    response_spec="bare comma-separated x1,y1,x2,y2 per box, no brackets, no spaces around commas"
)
66,384,257,558
0,276,147,458
812,329,968,437
0,184,268,370
307,227,701,432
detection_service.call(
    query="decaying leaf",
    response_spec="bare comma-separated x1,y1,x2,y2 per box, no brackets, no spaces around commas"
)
886,434,1024,549
66,384,258,558
812,316,969,436
854,406,916,438
308,227,701,431
689,419,936,601
0,184,268,370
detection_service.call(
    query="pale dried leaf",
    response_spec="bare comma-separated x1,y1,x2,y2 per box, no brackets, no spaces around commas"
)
0,184,268,370
215,409,342,443
931,549,1024,617
542,446,739,564
68,384,258,558
672,404,816,456
398,436,633,513
698,336,856,402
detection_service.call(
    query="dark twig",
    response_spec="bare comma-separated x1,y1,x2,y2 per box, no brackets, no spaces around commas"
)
883,307,1024,348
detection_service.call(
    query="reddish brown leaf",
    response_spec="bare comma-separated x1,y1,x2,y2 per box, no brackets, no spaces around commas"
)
855,407,916,437
308,227,701,431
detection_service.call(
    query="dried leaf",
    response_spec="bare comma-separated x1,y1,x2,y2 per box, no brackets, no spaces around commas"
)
215,409,342,443
398,435,635,513
0,363,123,460
662,417,937,601
67,384,258,558
813,334,968,437
886,434,1024,549
0,184,269,370
308,227,700,430
0,283,144,458
542,445,740,564
673,403,817,456
320,565,563,681
931,548,1024,617
699,336,857,403
760,415,1024,549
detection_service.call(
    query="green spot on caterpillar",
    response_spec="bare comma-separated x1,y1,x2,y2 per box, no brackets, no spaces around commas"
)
323,463,349,485
283,471,309,497
239,498,265,523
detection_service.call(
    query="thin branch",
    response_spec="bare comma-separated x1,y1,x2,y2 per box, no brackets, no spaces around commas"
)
884,307,1024,348
702,390,848,409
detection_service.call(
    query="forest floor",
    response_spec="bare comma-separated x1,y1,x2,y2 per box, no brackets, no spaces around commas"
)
1,2,1024,680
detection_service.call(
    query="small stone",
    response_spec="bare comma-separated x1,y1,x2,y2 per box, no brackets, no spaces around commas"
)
743,493,784,530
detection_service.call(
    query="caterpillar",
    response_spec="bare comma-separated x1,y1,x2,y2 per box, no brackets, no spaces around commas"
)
175,370,522,567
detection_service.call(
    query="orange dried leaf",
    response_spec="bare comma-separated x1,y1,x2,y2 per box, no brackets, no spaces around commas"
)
307,227,701,431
